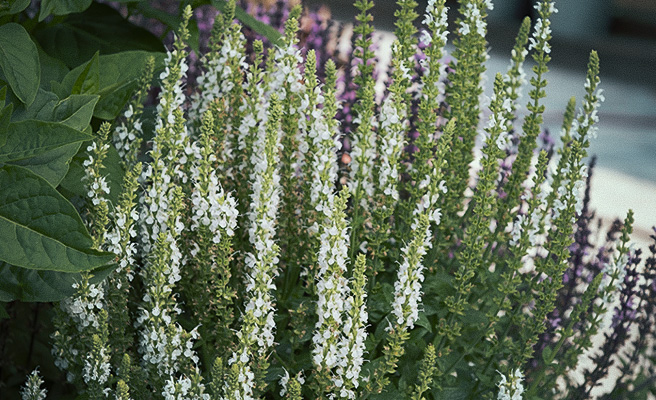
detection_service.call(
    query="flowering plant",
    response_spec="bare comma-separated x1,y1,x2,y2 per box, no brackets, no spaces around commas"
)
2,0,656,399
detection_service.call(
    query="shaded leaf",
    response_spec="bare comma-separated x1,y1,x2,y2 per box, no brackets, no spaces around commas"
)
12,91,98,132
37,45,69,91
39,0,92,21
0,102,11,147
0,119,91,163
0,165,114,272
72,52,99,95
0,23,40,106
0,0,30,17
58,50,163,119
134,3,201,54
10,142,81,186
34,3,164,68
0,261,116,302
52,94,98,130
10,88,59,122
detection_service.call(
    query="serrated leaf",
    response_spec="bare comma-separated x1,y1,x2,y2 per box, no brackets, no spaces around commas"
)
34,3,163,68
0,23,40,106
39,0,92,21
0,261,115,302
0,119,91,163
0,165,114,272
9,142,81,186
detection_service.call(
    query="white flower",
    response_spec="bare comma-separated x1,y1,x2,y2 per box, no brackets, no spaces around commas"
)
21,368,47,400
391,214,432,330
497,369,525,400
376,92,406,203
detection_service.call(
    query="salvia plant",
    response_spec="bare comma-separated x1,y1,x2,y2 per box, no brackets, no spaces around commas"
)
3,0,656,399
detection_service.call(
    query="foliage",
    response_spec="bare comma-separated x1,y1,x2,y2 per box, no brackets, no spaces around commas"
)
2,0,655,399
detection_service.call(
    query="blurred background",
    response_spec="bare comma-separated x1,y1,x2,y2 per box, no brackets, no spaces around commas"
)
300,0,656,243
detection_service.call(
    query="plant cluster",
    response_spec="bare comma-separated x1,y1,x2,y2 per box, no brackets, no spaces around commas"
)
1,0,655,399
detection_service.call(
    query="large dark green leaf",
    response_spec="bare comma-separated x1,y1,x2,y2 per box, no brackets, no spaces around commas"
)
0,165,114,272
39,0,93,21
52,94,98,130
37,45,69,91
34,3,164,68
10,143,82,187
4,94,95,185
71,52,99,95
58,51,163,119
0,102,11,147
0,261,116,302
10,88,59,122
0,0,30,17
0,23,40,106
12,91,98,129
0,119,91,163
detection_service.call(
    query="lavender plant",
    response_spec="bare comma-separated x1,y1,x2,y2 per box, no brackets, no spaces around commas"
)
7,0,656,399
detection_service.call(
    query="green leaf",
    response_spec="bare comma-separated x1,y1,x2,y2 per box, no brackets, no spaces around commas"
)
0,165,114,272
134,3,201,54
4,94,95,185
0,0,30,17
9,142,81,186
71,52,99,95
59,141,125,205
52,94,98,130
34,3,164,68
59,51,163,119
37,45,69,91
0,23,40,106
415,312,433,333
0,261,116,302
10,88,59,122
370,388,404,400
0,103,12,147
542,345,553,364
39,0,92,21
12,91,97,132
0,119,91,163
211,0,283,46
